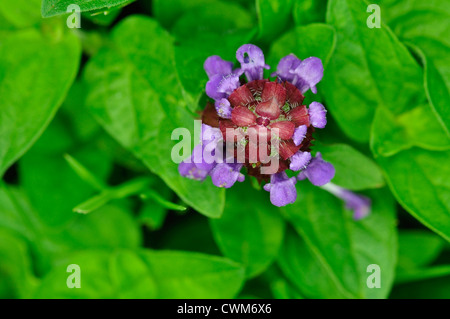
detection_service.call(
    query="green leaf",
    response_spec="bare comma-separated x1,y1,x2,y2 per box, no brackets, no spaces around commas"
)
41,0,135,17
391,275,450,299
314,143,385,190
323,0,424,142
279,185,397,298
377,0,450,47
0,0,42,28
0,229,38,298
293,0,327,26
20,142,112,227
256,0,294,44
408,40,450,136
375,148,450,242
140,250,245,298
371,104,450,157
210,182,285,278
397,230,446,272
152,0,220,29
0,27,80,176
83,16,225,218
33,250,157,298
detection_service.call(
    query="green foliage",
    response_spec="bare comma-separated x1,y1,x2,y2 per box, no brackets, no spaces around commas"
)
0,0,449,300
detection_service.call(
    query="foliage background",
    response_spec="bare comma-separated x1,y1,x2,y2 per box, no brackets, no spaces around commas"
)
0,0,449,299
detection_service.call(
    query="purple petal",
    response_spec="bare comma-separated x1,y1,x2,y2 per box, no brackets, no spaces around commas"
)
321,183,372,220
289,151,312,171
292,125,308,146
214,98,232,119
308,102,327,128
271,54,302,82
236,44,270,82
178,154,211,181
291,57,324,94
298,152,335,186
217,73,241,96
263,172,297,207
204,56,233,79
210,163,244,188
206,74,227,100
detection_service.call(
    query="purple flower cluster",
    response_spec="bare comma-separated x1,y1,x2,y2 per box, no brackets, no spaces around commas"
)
178,44,339,208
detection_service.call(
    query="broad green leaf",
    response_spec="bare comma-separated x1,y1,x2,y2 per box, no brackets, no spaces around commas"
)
210,182,285,278
376,148,450,242
33,250,157,298
371,104,450,157
279,185,397,298
140,250,245,298
377,0,450,47
293,0,327,26
0,229,38,298
397,230,446,272
0,27,80,176
256,0,294,43
41,0,135,17
314,143,385,190
83,16,225,218
323,0,423,142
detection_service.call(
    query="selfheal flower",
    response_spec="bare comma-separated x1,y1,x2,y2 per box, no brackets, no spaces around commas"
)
297,152,335,186
236,44,270,82
321,183,372,220
178,44,335,208
263,172,297,207
204,56,233,79
210,161,245,188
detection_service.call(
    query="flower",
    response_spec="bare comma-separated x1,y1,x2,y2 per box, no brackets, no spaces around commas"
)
321,183,372,220
178,44,337,207
297,152,335,186
263,172,297,207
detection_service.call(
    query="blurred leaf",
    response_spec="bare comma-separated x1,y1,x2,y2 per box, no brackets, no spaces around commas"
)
41,0,135,17
315,143,385,190
152,0,221,29
376,148,450,242
138,200,168,231
0,27,80,176
0,229,38,298
390,275,450,299
83,16,225,218
397,230,446,271
323,0,423,142
0,0,42,28
395,265,450,284
140,250,245,298
256,0,294,44
210,182,285,278
279,185,397,298
140,189,186,212
293,0,327,26
371,104,450,157
82,8,121,26
33,250,157,298
20,143,112,226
